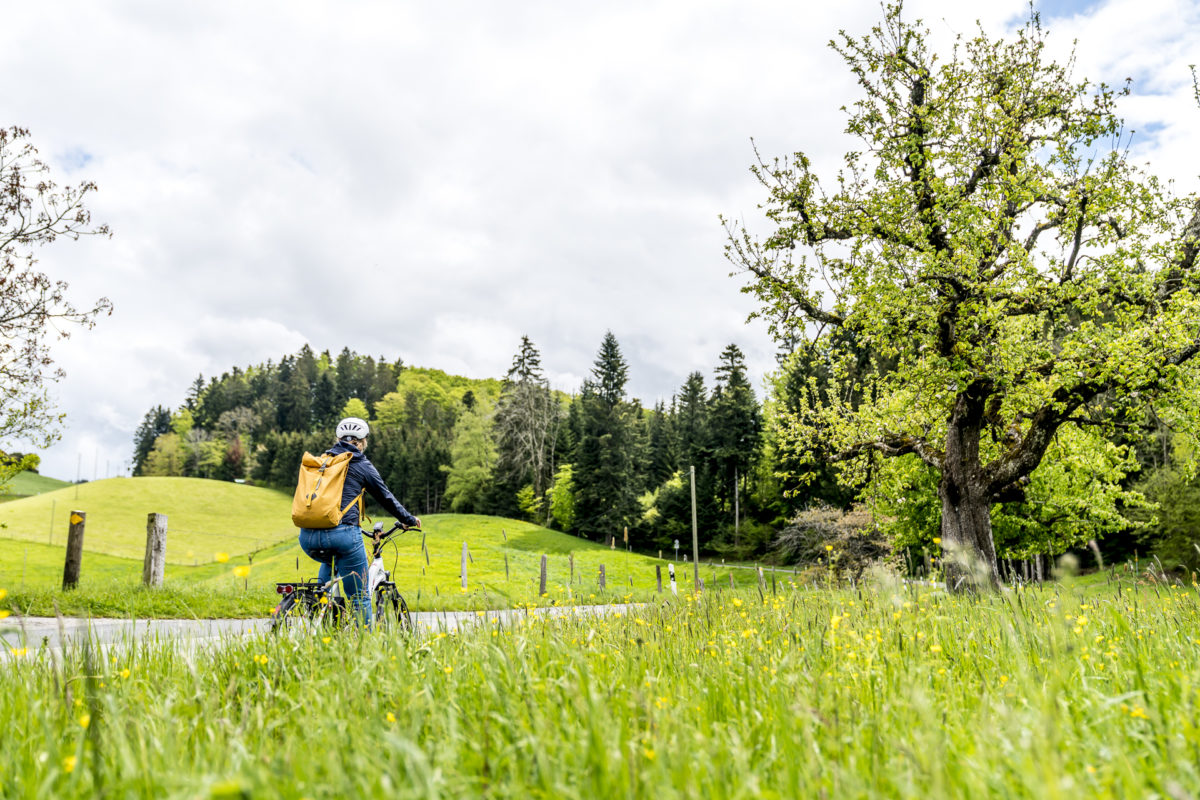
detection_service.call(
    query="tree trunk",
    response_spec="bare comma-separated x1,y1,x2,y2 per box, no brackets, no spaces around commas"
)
939,479,1000,591
938,384,1001,592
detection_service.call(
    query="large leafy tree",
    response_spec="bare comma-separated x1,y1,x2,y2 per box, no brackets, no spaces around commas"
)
727,7,1200,590
0,127,111,447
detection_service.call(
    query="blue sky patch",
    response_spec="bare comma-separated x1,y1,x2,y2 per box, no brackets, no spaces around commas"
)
58,147,94,173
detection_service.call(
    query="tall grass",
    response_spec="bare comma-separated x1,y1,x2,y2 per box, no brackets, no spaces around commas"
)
2,579,1199,797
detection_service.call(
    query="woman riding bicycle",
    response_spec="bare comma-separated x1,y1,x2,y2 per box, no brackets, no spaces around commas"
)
297,417,420,627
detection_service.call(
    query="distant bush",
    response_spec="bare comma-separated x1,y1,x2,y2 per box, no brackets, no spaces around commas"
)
770,505,891,580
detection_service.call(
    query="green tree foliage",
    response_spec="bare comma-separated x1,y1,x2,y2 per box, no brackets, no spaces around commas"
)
548,463,576,531
0,127,111,450
573,333,639,542
494,336,565,511
709,344,762,521
132,406,172,476
442,405,498,513
726,6,1200,589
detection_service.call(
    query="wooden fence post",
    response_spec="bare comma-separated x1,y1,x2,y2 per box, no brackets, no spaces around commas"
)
656,564,662,593
599,564,606,591
505,553,510,582
771,566,777,595
569,553,575,584
729,572,735,589
539,555,547,596
63,511,86,590
461,542,469,590
143,512,168,587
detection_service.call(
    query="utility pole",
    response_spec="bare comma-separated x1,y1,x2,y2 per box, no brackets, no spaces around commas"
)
690,465,700,591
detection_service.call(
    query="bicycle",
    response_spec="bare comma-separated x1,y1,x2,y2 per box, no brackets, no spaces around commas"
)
271,521,416,634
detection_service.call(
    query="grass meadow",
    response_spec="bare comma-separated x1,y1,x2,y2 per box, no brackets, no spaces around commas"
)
0,483,763,617
2,578,1199,798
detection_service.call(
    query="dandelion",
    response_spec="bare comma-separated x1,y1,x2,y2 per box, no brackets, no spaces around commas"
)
120,668,130,679
9,647,26,657
929,644,943,654
322,637,331,644
233,565,251,579
443,666,453,674
643,748,656,760
0,610,9,620
825,545,833,552
78,714,90,729
386,712,396,723
0,588,6,599
215,552,230,563
932,537,942,545
63,755,77,773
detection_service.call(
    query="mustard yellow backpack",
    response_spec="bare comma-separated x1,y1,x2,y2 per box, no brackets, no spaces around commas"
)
291,451,365,528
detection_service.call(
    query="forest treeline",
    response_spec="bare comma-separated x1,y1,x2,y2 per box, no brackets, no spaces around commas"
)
130,336,792,558
130,335,1200,567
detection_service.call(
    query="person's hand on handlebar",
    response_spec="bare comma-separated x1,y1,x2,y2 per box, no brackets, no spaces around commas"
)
406,517,422,531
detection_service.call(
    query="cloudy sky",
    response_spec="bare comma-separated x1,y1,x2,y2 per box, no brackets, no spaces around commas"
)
2,0,1197,480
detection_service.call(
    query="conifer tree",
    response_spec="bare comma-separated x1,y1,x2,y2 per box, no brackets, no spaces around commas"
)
573,332,638,542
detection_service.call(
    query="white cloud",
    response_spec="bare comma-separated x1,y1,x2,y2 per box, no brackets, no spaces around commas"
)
2,0,1194,478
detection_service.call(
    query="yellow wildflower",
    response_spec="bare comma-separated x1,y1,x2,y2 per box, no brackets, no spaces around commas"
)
63,755,77,773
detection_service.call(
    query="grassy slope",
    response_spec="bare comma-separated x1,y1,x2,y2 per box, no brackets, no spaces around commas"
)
0,512,763,617
0,472,763,616
0,471,72,498
0,477,296,562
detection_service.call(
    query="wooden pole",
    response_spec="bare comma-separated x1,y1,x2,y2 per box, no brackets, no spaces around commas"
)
599,564,606,591
570,553,575,584
505,553,510,582
63,511,86,590
690,465,700,590
142,512,168,587
461,541,469,590
539,554,547,596
656,564,663,593
734,465,739,551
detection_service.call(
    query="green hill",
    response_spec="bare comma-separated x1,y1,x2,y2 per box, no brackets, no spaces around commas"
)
0,475,762,616
0,477,296,563
0,470,72,500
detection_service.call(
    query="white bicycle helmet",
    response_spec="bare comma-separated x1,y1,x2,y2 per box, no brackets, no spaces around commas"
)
336,417,370,440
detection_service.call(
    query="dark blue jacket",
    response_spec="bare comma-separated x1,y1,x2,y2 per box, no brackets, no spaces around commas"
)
325,441,419,529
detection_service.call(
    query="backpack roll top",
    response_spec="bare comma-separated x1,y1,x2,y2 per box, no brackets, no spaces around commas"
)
291,451,365,528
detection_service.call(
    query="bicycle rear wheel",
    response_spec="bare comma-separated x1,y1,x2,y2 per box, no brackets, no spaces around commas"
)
270,593,300,634
374,584,412,633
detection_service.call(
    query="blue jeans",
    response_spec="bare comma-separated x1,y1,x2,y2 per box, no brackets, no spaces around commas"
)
299,524,372,628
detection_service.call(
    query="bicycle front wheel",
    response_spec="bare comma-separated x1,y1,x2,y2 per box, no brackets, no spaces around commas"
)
374,585,412,633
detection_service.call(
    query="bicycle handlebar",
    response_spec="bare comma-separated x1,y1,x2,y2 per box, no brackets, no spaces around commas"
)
364,520,419,558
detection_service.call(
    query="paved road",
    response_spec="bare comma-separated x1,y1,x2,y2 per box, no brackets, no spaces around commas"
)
1,603,638,653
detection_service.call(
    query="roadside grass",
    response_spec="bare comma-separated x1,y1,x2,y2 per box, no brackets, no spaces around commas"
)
0,477,296,562
2,582,1199,797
